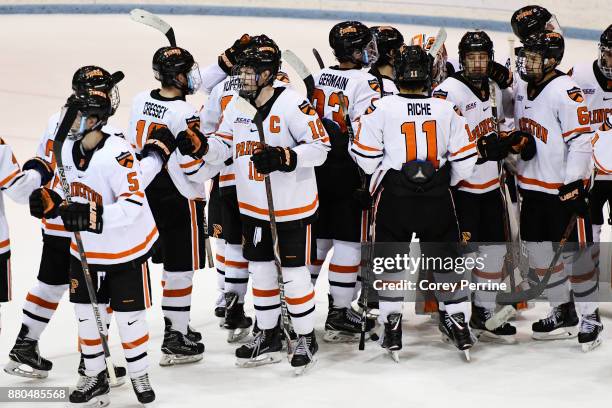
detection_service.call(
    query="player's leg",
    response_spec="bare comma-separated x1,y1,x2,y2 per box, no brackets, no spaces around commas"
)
0,251,11,334
208,177,226,322
308,196,332,285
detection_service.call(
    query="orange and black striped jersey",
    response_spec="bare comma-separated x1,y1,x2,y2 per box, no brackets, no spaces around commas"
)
54,135,158,266
514,72,593,194
351,94,477,193
205,87,330,223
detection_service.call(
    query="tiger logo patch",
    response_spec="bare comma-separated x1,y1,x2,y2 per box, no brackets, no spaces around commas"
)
461,231,472,243
213,224,223,238
115,151,134,168
566,86,584,103
299,101,316,116
368,79,381,93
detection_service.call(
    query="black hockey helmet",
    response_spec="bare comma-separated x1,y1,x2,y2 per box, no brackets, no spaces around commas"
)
72,66,122,93
517,30,564,81
394,45,432,92
458,31,494,80
67,87,117,140
152,46,201,95
370,26,404,66
511,5,562,43
598,24,612,79
234,35,281,99
329,21,378,67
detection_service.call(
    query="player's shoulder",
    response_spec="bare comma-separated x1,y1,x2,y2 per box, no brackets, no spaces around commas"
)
277,87,317,116
568,61,594,80
102,123,126,139
549,72,586,103
434,75,464,96
100,135,137,168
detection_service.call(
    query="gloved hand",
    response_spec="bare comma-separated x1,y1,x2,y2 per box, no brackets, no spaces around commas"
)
176,127,208,159
29,187,62,219
218,34,252,74
322,118,348,152
251,145,297,174
558,180,589,218
142,127,176,163
488,61,512,89
353,187,372,210
506,130,536,161
476,132,512,163
59,201,104,233
23,157,54,185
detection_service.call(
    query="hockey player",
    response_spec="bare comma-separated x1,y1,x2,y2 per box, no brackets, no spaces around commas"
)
309,21,380,342
5,66,127,383
201,37,330,373
127,45,206,365
352,45,491,359
514,30,596,343
568,25,612,242
30,82,165,405
369,26,404,96
433,31,535,343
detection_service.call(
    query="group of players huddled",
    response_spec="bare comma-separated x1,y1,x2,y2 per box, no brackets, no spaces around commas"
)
0,3,610,406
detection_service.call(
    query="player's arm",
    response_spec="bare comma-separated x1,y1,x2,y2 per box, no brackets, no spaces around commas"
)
0,142,47,204
200,34,252,94
447,109,478,185
559,87,593,184
350,102,384,174
351,77,381,121
200,110,233,165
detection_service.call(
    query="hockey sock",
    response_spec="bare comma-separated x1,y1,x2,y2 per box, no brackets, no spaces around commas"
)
571,246,599,316
22,280,67,340
250,261,281,330
472,245,504,310
379,301,402,324
214,238,226,295
283,266,315,335
75,303,108,376
328,240,360,309
224,244,249,302
115,310,149,378
161,270,194,334
445,301,471,322
527,242,569,307
308,238,332,285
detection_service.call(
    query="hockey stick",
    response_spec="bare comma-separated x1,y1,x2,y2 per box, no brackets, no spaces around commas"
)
312,48,325,69
52,103,118,386
234,97,294,358
427,28,447,59
282,50,315,101
130,8,176,46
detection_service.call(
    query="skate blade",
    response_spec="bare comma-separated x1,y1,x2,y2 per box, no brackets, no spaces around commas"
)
109,376,125,388
70,393,110,407
236,352,282,368
485,305,517,331
293,356,318,376
387,350,400,363
473,329,517,345
159,353,203,367
463,350,471,362
217,317,225,328
226,327,251,343
532,328,577,341
581,338,602,352
4,360,49,379
323,330,365,343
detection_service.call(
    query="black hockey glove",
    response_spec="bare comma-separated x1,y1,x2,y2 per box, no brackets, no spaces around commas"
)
558,179,589,218
23,157,54,186
218,34,252,75
29,187,63,219
176,127,208,159
353,187,372,210
59,201,103,233
251,146,297,174
476,132,512,163
488,61,512,90
507,130,536,161
141,127,176,164
321,118,348,153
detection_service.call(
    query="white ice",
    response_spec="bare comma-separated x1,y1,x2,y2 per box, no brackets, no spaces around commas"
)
0,13,610,408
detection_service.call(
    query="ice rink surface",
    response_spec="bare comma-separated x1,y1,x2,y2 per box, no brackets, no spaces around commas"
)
0,12,611,408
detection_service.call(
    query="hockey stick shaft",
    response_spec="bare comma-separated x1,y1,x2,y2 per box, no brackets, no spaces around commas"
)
130,8,177,46
53,105,117,385
312,48,325,69
199,205,215,268
283,50,315,101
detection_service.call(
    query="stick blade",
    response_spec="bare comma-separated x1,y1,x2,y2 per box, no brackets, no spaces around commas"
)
130,8,176,46
283,50,311,81
428,27,447,58
234,96,257,119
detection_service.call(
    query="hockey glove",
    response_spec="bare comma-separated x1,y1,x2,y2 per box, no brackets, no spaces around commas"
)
59,201,103,233
142,127,176,164
251,146,297,174
23,157,54,186
488,61,512,90
507,130,536,161
176,127,208,159
29,187,62,219
353,187,372,210
322,118,348,154
558,180,589,218
476,132,512,163
218,34,252,75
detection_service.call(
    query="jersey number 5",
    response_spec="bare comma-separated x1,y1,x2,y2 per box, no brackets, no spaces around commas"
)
401,120,439,168
311,89,349,132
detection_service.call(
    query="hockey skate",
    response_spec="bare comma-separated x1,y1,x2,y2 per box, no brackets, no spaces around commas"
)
160,326,204,366
439,311,476,361
224,292,253,343
131,372,156,406
470,305,517,345
291,330,318,376
532,302,579,340
578,309,603,352
214,292,226,327
381,313,402,363
4,324,52,379
235,324,283,368
69,369,110,407
164,317,201,343
324,307,374,343
77,355,127,388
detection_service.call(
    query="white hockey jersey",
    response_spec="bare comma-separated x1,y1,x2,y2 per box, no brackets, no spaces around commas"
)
514,72,593,194
592,120,612,175
0,139,44,255
433,75,507,193
569,61,612,180
35,111,124,238
127,90,207,199
56,135,158,266
351,94,477,192
204,87,330,223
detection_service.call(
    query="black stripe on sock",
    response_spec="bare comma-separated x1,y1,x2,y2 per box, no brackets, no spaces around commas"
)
162,306,191,312
125,352,148,363
545,275,569,289
225,277,249,284
329,281,357,288
23,309,50,323
254,303,281,311
289,306,315,318
82,351,105,359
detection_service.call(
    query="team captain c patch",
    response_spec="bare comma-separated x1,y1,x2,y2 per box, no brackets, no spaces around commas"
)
115,151,134,168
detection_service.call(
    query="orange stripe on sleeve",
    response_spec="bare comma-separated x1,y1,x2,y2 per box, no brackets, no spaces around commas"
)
180,159,203,169
219,174,235,182
0,169,19,187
